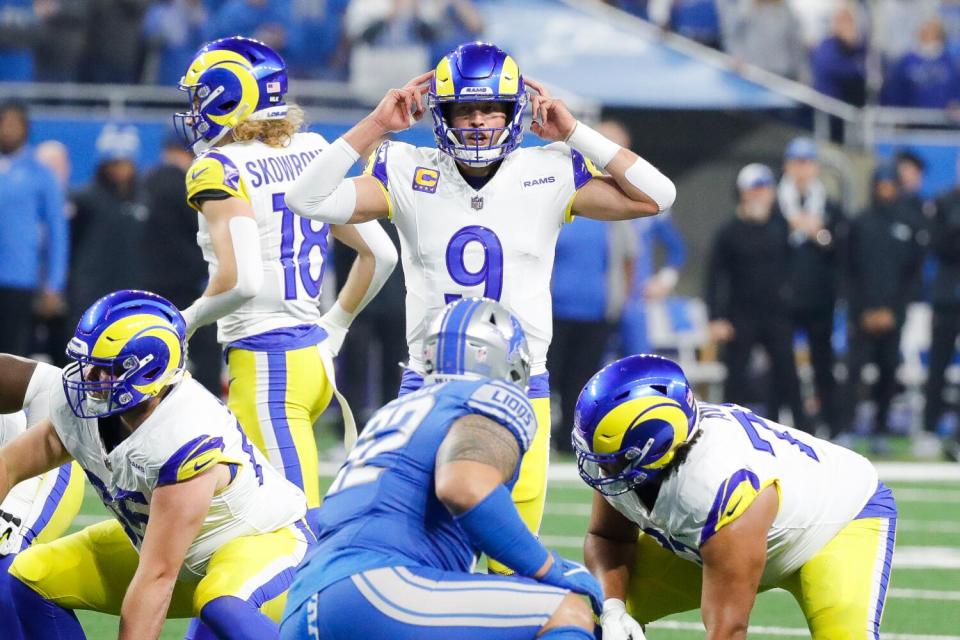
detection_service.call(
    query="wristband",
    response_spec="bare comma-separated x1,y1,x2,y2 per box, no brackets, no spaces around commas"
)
565,120,621,170
454,484,549,577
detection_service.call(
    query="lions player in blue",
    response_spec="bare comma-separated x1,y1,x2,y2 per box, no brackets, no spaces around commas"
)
281,298,603,640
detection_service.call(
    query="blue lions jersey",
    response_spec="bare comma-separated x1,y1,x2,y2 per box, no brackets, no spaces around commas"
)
286,378,536,608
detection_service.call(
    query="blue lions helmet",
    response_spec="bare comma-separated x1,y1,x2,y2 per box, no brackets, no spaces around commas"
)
428,42,528,166
422,297,531,391
572,355,699,496
63,290,187,419
173,36,288,153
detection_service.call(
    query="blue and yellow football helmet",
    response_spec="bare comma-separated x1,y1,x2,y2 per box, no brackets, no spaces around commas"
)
428,42,528,166
173,36,288,153
572,355,699,496
63,290,187,419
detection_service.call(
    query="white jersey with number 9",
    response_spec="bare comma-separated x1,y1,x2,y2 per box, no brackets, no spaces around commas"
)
365,140,600,375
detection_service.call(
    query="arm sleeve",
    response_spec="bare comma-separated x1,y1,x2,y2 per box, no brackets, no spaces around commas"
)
351,221,400,315
465,381,537,455
284,137,364,223
39,170,68,292
22,362,60,426
185,152,248,211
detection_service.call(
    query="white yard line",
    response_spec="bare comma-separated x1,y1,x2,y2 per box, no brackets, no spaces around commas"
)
540,536,960,569
544,503,960,533
892,489,960,503
318,461,960,484
544,462,960,484
649,621,960,639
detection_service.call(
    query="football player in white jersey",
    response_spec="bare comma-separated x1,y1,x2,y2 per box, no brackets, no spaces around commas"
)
174,36,398,512
284,42,676,566
572,355,897,640
0,410,83,640
0,290,313,640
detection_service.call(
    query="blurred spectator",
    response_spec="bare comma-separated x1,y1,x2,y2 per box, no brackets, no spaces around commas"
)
778,138,845,433
942,0,960,63
0,0,36,81
68,123,147,329
79,0,150,84
346,0,439,103
810,4,867,106
0,101,67,356
894,149,928,216
333,221,406,422
881,17,960,109
606,0,648,18
920,158,960,461
142,0,207,85
426,0,483,62
550,215,637,453
787,0,851,48
205,0,291,54
648,0,722,49
33,139,74,363
725,0,806,80
287,0,350,80
33,0,88,82
584,121,684,358
842,164,926,451
620,212,686,355
873,0,939,64
706,163,808,430
140,135,222,394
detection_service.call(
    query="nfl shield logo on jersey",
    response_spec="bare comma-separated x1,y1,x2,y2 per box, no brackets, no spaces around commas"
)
471,195,484,210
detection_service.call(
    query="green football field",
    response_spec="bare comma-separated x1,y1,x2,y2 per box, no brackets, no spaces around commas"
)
72,466,960,639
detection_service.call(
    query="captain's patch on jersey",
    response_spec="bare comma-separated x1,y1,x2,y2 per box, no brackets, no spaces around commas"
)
412,167,440,193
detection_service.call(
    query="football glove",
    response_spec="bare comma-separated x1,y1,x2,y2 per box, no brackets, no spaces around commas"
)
538,552,604,615
0,508,24,557
600,598,646,640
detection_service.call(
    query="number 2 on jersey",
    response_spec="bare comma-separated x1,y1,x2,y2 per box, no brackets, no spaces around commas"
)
272,192,328,300
444,225,503,304
327,394,436,496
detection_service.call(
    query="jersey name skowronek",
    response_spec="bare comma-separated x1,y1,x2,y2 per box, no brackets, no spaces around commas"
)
185,132,333,343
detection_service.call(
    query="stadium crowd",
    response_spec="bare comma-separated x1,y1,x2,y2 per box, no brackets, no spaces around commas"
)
1,0,960,109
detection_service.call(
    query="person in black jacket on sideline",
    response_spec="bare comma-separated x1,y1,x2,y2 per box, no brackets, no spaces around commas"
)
778,138,846,433
922,166,960,461
842,163,927,452
706,163,808,431
140,135,222,395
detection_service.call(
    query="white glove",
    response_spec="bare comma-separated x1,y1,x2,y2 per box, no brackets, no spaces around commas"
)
600,599,646,640
318,301,352,357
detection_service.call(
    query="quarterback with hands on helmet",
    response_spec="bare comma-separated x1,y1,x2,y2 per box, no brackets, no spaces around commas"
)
0,290,314,640
575,355,897,640
285,42,675,576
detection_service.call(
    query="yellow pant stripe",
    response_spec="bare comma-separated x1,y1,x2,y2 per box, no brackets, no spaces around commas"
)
227,344,332,507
